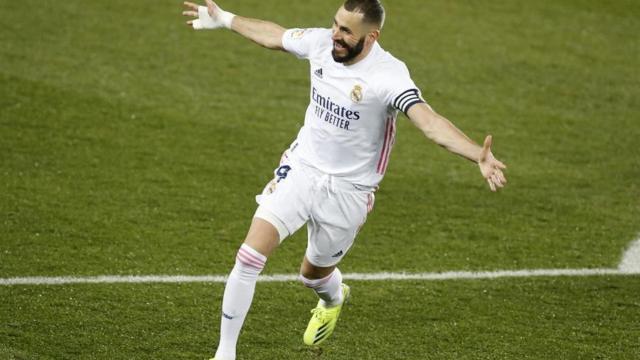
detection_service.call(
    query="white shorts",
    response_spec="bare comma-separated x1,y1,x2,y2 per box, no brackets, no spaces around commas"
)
254,151,375,267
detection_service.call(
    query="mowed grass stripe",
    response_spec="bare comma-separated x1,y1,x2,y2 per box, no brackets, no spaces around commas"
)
3,277,639,359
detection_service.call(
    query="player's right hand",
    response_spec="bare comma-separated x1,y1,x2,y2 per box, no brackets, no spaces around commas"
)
182,0,228,30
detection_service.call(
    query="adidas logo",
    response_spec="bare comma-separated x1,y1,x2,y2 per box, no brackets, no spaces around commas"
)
222,312,234,320
314,68,323,78
331,250,343,258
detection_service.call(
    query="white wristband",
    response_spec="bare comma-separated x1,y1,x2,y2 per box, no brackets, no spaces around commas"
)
192,5,235,30
218,9,235,29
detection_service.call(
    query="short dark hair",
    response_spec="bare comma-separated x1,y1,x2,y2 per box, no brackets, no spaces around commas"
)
343,0,385,29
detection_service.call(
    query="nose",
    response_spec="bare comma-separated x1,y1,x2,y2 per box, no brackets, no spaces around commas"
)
331,27,340,41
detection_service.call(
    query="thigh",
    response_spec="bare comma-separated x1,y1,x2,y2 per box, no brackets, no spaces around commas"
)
243,217,281,257
255,155,312,239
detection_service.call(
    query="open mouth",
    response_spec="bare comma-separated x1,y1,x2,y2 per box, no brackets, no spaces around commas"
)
333,41,346,51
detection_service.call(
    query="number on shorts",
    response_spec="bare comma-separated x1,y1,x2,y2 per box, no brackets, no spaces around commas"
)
276,165,292,183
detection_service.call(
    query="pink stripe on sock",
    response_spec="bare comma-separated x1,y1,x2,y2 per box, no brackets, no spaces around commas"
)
236,253,263,269
236,249,265,269
239,247,265,263
300,272,334,288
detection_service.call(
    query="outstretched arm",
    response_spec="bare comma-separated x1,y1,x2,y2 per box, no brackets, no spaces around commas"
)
407,103,508,192
182,0,286,50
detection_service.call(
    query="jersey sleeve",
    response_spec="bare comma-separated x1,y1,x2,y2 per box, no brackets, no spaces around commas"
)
377,64,426,114
281,28,328,60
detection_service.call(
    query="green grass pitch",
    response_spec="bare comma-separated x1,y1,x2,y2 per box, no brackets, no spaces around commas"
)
1,0,639,358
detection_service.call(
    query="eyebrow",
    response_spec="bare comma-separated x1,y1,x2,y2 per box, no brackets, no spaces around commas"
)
333,18,353,34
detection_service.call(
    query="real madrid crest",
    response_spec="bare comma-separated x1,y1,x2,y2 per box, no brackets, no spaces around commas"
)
350,85,363,103
291,29,306,39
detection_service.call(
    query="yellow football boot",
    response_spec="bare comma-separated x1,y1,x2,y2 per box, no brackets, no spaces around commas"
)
303,284,351,346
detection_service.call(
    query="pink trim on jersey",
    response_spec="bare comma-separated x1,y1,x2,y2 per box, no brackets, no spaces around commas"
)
236,248,266,269
381,119,396,174
377,116,396,175
376,117,392,174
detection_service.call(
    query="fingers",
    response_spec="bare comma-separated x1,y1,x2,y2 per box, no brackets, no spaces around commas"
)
182,1,201,28
491,173,504,188
485,167,507,192
497,170,507,184
182,1,199,27
487,175,503,192
478,135,507,192
183,1,199,10
487,178,496,192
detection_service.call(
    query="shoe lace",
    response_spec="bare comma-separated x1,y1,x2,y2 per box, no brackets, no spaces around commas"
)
310,307,329,322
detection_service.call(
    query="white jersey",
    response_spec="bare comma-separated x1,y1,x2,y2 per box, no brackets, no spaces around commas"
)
282,28,425,188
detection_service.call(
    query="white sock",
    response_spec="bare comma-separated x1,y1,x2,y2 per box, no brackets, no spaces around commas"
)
300,268,343,307
214,244,266,360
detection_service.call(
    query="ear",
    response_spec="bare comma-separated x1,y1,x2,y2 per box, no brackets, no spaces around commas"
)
368,29,380,44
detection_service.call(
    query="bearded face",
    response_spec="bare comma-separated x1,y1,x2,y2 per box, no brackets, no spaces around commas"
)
331,36,366,63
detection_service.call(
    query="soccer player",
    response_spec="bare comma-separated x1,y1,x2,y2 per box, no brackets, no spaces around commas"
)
182,1,507,359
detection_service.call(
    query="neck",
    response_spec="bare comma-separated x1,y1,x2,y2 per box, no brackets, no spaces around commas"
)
344,42,375,66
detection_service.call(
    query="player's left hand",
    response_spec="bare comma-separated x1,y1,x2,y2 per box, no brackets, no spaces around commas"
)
478,135,507,192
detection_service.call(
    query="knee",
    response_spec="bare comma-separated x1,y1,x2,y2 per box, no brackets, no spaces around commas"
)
299,264,318,281
299,256,336,280
299,266,314,281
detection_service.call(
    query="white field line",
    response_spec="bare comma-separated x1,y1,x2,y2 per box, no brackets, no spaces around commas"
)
2,237,639,286
0,268,636,286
